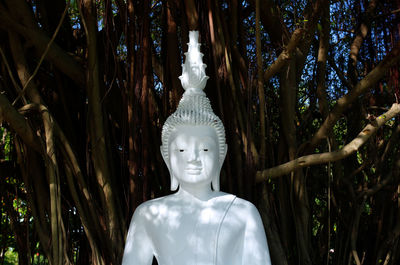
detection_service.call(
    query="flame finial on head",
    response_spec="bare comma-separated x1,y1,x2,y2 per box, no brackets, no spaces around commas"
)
178,31,209,94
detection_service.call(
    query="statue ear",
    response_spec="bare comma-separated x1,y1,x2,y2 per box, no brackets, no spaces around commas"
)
220,144,228,166
212,144,228,191
160,146,179,191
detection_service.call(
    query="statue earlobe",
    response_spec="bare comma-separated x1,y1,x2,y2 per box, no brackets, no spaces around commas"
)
160,145,179,191
212,144,228,191
212,178,220,191
170,176,179,191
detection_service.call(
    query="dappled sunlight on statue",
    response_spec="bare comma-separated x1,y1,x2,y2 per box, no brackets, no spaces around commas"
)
122,31,272,265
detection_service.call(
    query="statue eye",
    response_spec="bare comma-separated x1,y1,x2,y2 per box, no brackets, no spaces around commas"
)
203,149,208,152
179,149,184,152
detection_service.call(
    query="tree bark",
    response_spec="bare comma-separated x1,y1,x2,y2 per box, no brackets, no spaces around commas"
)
255,0,266,168
0,94,41,153
165,0,183,108
80,0,123,262
183,0,199,30
316,3,330,119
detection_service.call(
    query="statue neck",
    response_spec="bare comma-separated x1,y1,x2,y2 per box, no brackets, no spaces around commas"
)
178,182,215,201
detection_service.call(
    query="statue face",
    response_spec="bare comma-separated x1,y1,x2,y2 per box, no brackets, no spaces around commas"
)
167,125,221,188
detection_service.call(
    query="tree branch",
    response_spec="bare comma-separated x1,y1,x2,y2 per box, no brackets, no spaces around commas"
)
18,102,105,265
252,0,290,49
0,47,27,104
12,2,69,105
263,28,304,82
256,103,400,181
316,3,330,119
328,55,354,91
0,3,85,87
0,93,42,153
309,42,400,150
262,0,328,83
349,0,378,69
297,0,328,57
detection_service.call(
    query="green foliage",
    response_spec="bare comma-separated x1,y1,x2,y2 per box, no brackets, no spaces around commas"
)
2,248,48,265
4,248,18,265
332,118,347,148
312,197,327,237
1,211,16,257
68,0,81,30
0,127,12,161
12,197,28,221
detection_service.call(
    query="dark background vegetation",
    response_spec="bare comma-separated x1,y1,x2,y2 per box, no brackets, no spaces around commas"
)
1,0,400,264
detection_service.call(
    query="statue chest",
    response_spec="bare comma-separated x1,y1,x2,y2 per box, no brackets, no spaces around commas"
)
145,195,243,265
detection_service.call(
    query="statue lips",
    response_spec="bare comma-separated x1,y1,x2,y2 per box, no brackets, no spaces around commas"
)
184,166,202,175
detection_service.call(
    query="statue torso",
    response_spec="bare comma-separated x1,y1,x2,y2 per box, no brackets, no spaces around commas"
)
136,192,251,265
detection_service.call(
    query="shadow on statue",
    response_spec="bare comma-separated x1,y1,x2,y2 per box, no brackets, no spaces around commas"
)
122,31,272,265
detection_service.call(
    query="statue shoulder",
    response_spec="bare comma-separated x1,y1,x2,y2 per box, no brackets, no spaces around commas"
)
230,197,263,221
131,194,177,222
230,196,257,208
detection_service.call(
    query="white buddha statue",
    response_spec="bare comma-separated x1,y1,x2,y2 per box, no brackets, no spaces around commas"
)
122,31,272,265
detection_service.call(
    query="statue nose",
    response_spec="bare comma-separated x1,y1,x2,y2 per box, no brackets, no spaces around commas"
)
187,148,200,162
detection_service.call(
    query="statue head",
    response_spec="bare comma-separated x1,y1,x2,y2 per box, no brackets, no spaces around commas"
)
161,31,227,191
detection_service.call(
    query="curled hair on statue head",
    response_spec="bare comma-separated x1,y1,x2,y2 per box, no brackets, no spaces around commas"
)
160,96,227,192
161,95,226,161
